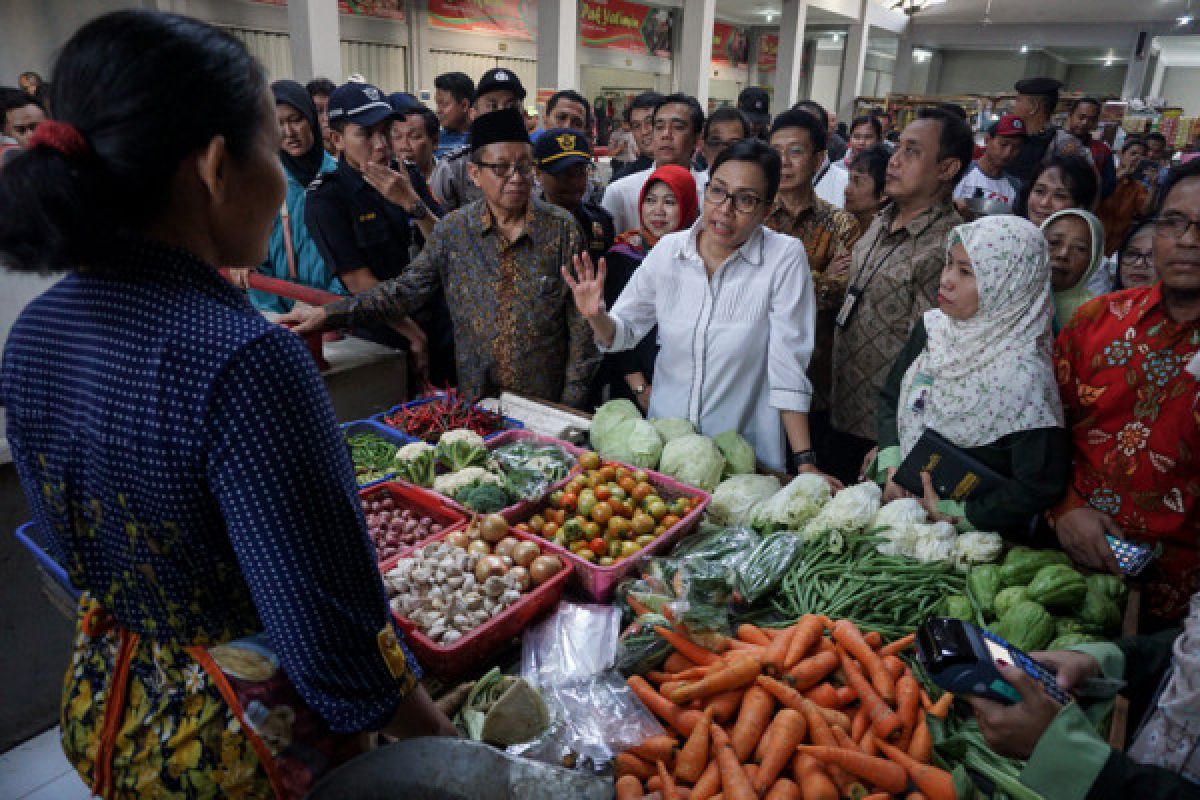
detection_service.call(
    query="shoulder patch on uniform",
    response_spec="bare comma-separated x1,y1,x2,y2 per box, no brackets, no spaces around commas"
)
307,173,330,193
445,145,471,162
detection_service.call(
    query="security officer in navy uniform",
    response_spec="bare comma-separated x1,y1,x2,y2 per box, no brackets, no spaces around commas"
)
306,81,453,384
1006,77,1089,189
430,67,525,212
534,128,615,262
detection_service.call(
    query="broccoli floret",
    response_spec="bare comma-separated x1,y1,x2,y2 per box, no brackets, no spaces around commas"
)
456,482,510,513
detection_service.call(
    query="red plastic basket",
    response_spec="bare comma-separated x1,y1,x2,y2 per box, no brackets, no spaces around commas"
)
359,481,469,570
384,525,571,678
435,430,588,519
504,467,710,602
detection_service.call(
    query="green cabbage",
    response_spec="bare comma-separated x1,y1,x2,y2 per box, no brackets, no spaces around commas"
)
597,418,663,468
709,474,781,527
1086,574,1128,606
1026,565,1088,613
998,546,1071,588
589,399,642,454
658,434,726,491
713,430,757,477
991,600,1055,652
1080,591,1123,635
993,586,1030,620
650,417,696,443
967,565,1003,617
941,594,974,621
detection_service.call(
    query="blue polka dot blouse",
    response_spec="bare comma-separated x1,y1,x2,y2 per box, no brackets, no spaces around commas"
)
1,240,419,733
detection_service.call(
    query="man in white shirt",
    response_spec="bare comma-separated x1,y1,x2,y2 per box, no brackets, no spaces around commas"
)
601,93,709,233
953,114,1026,213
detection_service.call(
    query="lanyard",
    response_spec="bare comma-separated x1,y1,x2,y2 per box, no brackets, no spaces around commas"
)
836,220,913,329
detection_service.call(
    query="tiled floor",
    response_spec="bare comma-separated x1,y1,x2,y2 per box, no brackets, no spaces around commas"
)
0,728,92,799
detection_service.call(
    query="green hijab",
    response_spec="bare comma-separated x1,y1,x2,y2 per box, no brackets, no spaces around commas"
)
1040,208,1105,329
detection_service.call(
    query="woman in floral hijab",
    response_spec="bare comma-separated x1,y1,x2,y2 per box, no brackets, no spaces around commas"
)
873,215,1070,537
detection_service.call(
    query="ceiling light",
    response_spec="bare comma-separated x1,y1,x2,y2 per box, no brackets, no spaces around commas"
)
832,33,842,43
913,48,932,63
1020,44,1029,53
888,0,946,16
1104,56,1114,66
765,12,775,22
1180,14,1194,24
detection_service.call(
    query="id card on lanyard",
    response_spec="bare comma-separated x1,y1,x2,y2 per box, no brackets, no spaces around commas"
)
836,231,907,329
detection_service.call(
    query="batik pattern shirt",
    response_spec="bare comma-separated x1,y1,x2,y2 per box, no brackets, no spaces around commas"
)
325,198,600,407
766,195,861,411
831,200,963,439
1053,286,1200,619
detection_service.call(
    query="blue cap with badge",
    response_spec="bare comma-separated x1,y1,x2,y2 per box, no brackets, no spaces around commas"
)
326,81,399,128
533,128,592,174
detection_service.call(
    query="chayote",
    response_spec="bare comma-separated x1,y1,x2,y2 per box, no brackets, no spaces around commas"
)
1080,591,1123,636
998,546,1071,588
993,586,1030,620
941,594,974,621
967,565,1003,617
991,600,1055,652
1027,564,1088,613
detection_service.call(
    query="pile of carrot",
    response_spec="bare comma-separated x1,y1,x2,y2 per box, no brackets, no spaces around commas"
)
615,616,957,800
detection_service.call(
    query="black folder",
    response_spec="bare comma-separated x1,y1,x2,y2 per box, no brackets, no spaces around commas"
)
893,429,1005,501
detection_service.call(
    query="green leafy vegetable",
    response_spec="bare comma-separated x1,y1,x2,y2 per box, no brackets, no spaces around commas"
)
713,430,756,477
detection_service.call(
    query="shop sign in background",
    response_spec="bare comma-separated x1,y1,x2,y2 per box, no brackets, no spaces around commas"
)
250,0,407,19
579,0,674,57
757,33,779,72
428,0,534,40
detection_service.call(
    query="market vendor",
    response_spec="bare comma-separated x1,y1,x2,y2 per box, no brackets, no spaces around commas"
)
282,107,601,409
871,215,1071,537
0,11,455,799
1049,160,1200,622
563,138,839,482
967,592,1200,798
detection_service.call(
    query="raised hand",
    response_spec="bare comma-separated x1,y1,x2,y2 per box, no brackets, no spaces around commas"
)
561,252,609,320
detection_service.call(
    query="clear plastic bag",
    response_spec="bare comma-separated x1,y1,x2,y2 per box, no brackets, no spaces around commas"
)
518,603,664,764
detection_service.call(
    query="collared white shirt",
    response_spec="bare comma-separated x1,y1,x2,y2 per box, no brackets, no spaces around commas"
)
601,164,710,234
600,220,815,471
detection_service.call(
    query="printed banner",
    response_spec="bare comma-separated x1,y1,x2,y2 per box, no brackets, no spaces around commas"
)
712,21,750,68
757,32,779,72
579,0,674,57
249,0,406,20
428,0,534,40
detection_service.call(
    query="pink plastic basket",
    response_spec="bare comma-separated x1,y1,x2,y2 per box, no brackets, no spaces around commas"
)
505,468,710,602
360,481,469,571
384,525,571,678
436,430,587,519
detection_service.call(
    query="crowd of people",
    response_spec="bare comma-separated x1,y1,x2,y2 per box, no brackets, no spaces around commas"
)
0,10,1197,798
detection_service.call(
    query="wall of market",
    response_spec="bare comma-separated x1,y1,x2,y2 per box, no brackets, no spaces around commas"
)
1161,67,1200,118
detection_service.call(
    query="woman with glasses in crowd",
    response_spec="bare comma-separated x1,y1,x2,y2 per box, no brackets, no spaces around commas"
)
1114,218,1158,289
564,139,839,484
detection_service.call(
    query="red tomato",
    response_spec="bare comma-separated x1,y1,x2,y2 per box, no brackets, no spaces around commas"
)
561,492,578,511
588,537,607,555
594,485,612,502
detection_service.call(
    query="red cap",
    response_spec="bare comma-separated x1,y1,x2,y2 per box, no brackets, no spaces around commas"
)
993,114,1027,138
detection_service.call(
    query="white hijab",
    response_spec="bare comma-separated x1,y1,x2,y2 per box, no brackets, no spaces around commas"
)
898,215,1065,457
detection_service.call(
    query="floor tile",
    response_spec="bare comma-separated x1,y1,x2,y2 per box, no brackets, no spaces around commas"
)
0,728,71,799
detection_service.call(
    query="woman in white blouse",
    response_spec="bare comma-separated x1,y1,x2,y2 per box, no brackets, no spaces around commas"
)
564,139,837,483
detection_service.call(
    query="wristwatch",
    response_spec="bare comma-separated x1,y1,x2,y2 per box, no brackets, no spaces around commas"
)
406,197,428,219
793,449,818,468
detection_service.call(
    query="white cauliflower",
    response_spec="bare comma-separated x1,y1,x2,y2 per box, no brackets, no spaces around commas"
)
438,428,486,449
801,481,881,540
951,531,1004,572
875,524,923,559
432,466,503,497
752,473,831,533
396,441,434,460
871,498,928,532
909,522,958,564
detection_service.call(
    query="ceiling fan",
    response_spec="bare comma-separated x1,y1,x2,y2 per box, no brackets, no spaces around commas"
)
888,0,947,16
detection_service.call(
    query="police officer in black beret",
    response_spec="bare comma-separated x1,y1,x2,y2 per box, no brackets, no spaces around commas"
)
1007,76,1090,187
534,128,615,263
305,81,449,381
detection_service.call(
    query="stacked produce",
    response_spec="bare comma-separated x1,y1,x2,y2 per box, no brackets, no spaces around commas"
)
617,618,957,800
589,400,757,491
514,454,702,564
360,490,448,561
383,514,564,646
395,429,576,514
958,547,1127,651
346,431,399,485
381,390,510,441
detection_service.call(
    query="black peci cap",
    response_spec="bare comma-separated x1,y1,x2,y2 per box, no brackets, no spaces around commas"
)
1014,77,1062,96
469,108,531,152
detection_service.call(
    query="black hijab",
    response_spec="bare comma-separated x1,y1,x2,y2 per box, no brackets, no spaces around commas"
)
271,79,325,186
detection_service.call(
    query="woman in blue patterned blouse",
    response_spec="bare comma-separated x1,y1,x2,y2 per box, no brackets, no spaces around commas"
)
0,11,453,799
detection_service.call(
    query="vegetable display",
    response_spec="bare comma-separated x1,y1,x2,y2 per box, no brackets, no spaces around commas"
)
346,432,398,485
422,430,577,513
383,514,564,646
393,441,436,488
617,618,957,800
382,390,509,441
774,535,968,639
513,457,702,565
360,490,447,561
969,546,1126,650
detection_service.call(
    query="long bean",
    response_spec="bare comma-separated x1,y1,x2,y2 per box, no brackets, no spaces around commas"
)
772,536,966,638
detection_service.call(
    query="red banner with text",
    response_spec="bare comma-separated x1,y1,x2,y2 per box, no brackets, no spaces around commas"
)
579,0,674,57
249,0,406,20
712,21,750,68
428,0,534,40
757,33,779,71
